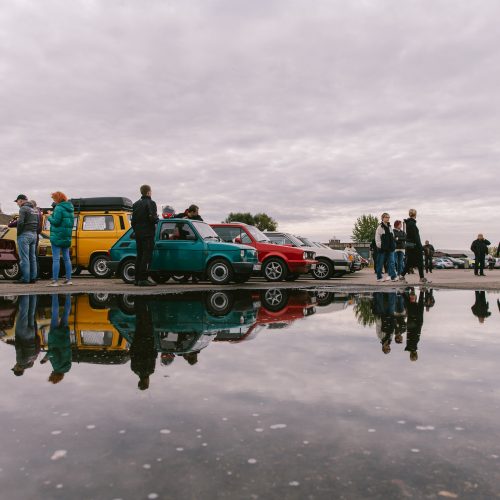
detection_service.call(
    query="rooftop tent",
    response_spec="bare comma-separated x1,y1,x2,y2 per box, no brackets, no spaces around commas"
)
69,197,133,212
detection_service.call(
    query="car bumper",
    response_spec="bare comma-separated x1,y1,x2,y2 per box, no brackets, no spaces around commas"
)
287,259,317,274
234,262,261,274
333,261,351,273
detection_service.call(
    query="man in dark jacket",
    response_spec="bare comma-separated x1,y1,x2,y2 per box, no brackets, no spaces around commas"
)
471,234,490,276
131,185,159,286
471,291,491,323
423,240,435,274
175,204,203,221
400,209,428,284
14,194,39,284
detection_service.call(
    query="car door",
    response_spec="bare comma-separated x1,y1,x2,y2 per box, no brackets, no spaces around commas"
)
152,221,205,272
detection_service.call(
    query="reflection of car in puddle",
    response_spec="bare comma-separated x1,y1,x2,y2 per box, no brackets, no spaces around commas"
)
0,296,18,339
255,289,317,328
108,291,260,352
310,291,354,313
1,294,129,364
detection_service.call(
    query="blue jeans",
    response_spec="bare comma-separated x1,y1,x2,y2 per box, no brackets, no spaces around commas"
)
394,251,405,276
52,245,72,281
17,232,38,282
376,250,396,279
51,294,71,329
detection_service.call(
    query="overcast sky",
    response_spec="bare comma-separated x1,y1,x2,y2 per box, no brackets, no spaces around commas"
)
1,0,498,248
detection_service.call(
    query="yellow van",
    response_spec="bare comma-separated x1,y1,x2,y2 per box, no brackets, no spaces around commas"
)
43,197,132,277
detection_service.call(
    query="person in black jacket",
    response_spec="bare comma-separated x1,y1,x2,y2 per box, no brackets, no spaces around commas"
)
393,220,406,278
470,234,491,276
400,209,428,284
175,204,203,221
471,291,491,323
131,185,159,286
423,240,435,274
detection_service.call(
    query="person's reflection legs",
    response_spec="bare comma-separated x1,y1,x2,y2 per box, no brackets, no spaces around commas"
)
47,294,72,384
11,295,39,376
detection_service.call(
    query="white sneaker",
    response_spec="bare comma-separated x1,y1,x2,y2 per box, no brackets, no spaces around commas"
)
376,278,384,282
384,276,392,281
47,281,59,287
63,280,73,285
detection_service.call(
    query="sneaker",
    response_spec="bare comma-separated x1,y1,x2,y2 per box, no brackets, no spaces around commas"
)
376,278,384,282
419,278,431,284
391,278,398,282
47,281,59,287
63,279,73,285
384,276,392,281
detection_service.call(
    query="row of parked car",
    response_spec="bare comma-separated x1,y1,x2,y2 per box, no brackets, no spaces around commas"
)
0,197,364,284
433,255,500,269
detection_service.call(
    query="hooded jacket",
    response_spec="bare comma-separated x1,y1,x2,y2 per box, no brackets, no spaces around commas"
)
48,201,74,248
17,202,39,236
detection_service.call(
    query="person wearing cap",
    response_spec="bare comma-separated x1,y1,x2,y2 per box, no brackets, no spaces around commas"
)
14,194,39,284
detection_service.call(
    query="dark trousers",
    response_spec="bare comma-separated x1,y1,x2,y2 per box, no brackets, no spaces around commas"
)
424,255,433,273
474,255,485,275
402,250,424,279
135,236,154,282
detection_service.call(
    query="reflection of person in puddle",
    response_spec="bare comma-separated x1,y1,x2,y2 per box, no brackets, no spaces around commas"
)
424,289,435,312
394,292,406,345
130,297,157,390
373,292,396,354
45,294,72,384
404,288,424,361
471,291,491,323
11,295,40,376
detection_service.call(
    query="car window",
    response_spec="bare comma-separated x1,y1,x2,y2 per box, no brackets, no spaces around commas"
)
44,216,77,231
82,215,115,231
159,222,196,241
212,226,240,242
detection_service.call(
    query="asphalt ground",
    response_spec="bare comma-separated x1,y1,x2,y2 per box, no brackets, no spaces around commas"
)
1,267,499,295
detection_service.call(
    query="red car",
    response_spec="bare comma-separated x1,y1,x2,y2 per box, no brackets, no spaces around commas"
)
210,223,316,282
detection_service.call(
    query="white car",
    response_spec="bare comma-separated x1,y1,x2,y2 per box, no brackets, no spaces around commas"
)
264,232,351,279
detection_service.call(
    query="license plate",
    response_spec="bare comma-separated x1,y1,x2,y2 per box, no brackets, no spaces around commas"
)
253,263,262,271
310,264,316,269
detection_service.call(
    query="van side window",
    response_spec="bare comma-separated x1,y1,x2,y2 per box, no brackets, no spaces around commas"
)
82,215,115,231
119,216,125,230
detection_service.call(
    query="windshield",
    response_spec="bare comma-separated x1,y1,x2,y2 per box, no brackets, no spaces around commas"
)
246,225,270,243
0,227,8,238
298,236,315,247
287,233,308,247
192,221,220,240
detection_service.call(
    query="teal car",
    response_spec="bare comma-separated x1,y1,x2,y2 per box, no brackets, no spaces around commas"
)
109,218,261,285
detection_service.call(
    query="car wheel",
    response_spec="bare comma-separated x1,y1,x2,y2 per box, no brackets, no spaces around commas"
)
312,259,333,280
89,293,111,309
90,254,113,278
260,288,290,312
207,259,233,285
119,259,136,284
262,258,288,282
150,272,171,284
205,291,235,316
2,263,21,281
118,294,135,315
314,291,335,306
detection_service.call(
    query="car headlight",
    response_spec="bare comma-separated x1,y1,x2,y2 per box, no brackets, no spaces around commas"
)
240,249,245,259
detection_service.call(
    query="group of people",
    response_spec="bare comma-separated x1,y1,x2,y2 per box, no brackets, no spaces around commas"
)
372,208,431,284
372,208,496,283
10,192,74,286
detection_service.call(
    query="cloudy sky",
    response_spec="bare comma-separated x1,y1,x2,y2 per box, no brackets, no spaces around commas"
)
1,0,498,248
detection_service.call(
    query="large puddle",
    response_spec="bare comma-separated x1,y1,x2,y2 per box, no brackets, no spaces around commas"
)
1,288,500,499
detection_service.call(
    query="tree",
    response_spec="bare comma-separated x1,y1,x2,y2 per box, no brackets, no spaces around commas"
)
253,213,278,231
352,214,379,243
224,212,278,231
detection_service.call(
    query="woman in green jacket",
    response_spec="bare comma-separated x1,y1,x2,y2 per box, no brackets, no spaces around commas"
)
47,191,74,287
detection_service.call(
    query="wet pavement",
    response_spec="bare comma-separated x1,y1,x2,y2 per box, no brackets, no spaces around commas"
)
1,288,500,499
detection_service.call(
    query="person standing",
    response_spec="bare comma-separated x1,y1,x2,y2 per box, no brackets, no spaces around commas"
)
471,291,491,323
374,213,397,282
423,240,435,274
470,234,491,277
393,220,406,278
13,194,39,284
131,184,159,286
47,192,74,287
400,209,428,284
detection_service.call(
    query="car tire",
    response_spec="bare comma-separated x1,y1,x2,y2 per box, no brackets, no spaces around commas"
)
207,258,233,285
150,272,171,284
205,291,235,316
262,258,288,282
89,293,111,309
312,259,333,280
314,291,335,307
2,263,21,281
118,294,135,315
119,259,136,284
90,254,113,278
260,288,290,312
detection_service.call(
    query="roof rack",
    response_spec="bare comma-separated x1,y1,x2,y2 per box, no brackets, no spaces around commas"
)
69,197,133,212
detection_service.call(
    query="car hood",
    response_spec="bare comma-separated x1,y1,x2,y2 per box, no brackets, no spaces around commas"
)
206,241,255,252
300,245,348,261
255,241,306,255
